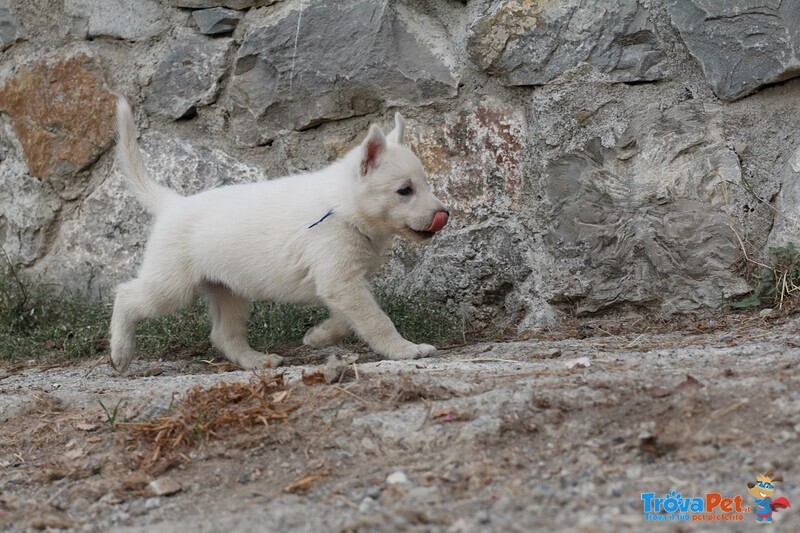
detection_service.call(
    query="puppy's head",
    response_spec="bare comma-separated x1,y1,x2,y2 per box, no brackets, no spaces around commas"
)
355,113,449,242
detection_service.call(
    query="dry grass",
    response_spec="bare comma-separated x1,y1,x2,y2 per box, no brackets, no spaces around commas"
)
284,471,328,493
0,395,76,463
118,371,298,467
386,374,458,405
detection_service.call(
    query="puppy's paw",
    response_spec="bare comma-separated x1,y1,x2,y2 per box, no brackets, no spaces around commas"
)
303,324,341,348
265,353,284,368
110,351,134,374
234,351,284,370
387,342,437,360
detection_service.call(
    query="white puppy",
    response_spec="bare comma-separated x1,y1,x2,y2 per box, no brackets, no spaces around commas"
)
110,98,449,372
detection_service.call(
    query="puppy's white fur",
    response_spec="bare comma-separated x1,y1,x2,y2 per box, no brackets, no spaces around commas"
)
110,98,448,372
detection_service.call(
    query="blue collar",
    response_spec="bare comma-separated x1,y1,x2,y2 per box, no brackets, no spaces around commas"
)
308,209,334,229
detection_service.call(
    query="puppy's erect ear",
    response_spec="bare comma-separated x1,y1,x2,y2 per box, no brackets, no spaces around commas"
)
360,124,387,177
386,112,406,146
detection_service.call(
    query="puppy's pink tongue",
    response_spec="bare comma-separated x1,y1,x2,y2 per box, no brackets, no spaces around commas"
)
426,211,448,233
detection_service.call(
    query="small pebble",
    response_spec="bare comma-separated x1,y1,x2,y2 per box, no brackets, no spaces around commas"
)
99,492,123,505
358,496,377,513
544,348,562,359
386,470,409,485
566,357,591,369
360,436,377,453
406,486,440,504
147,477,181,497
625,466,642,480
366,484,383,499
70,497,90,513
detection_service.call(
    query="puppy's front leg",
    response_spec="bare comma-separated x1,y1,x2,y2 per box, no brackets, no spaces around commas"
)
319,280,436,360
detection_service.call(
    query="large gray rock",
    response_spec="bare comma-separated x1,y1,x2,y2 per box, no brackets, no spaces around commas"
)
668,0,800,101
227,0,459,145
144,35,232,120
193,8,242,35
0,52,116,187
31,133,267,295
0,129,57,267
383,220,539,330
543,101,749,314
468,0,666,86
137,133,267,192
406,105,527,213
383,105,556,327
171,0,280,9
0,0,21,51
768,144,800,249
65,0,167,41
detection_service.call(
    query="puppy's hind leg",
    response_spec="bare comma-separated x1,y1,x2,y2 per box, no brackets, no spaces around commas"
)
303,311,351,347
110,277,194,373
204,282,283,369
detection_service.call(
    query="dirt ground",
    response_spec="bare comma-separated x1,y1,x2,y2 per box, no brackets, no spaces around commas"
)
1,312,799,532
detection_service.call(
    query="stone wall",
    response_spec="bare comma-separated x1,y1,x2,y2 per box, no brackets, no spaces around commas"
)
2,0,800,331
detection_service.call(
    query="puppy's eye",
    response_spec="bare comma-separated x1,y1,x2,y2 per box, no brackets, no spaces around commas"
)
397,186,413,196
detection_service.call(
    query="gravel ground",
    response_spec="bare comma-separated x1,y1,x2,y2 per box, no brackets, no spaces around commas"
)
1,314,799,532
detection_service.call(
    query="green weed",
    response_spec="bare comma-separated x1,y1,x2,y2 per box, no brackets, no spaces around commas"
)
732,242,800,310
0,250,109,361
98,398,123,432
376,287,461,345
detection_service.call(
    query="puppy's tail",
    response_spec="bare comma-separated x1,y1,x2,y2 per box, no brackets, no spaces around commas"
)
115,97,180,214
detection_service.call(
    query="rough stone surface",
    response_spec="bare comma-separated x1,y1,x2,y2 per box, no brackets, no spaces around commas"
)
0,127,58,266
768,143,800,249
31,133,267,296
469,0,666,86
65,0,167,41
0,0,21,50
383,219,539,329
380,104,544,324
407,105,526,213
193,7,242,35
0,53,116,180
227,0,459,144
668,0,800,101
543,101,749,314
171,0,280,9
144,35,232,120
